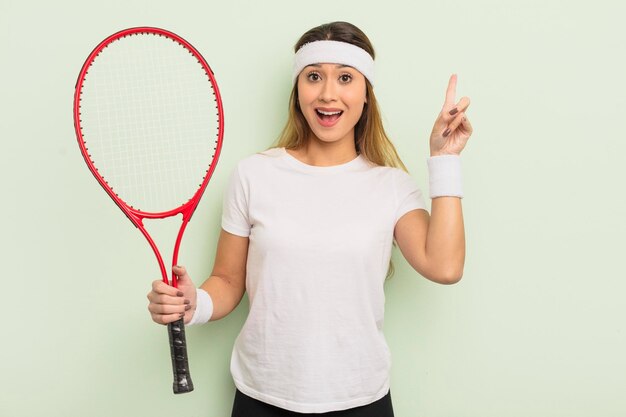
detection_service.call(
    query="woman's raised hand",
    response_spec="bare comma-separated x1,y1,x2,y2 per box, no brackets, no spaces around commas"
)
429,74,473,156
147,265,197,325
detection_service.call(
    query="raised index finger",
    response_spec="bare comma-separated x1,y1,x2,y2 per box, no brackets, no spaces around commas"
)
445,73,457,107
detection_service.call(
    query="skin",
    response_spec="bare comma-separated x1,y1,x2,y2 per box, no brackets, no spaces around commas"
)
289,63,367,166
147,71,473,324
395,73,472,284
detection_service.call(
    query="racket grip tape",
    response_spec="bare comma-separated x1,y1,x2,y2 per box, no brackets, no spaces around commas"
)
167,318,194,394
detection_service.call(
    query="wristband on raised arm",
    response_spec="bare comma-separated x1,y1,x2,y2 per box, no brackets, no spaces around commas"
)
427,154,463,199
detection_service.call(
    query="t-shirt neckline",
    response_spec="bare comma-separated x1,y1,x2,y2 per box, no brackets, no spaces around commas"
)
280,147,368,174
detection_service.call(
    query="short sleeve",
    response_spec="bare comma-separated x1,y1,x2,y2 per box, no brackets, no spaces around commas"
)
394,169,428,224
221,163,251,237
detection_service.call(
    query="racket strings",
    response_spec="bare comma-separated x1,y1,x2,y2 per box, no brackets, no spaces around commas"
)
79,33,220,213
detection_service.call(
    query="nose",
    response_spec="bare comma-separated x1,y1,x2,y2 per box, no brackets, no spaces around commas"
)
318,79,337,103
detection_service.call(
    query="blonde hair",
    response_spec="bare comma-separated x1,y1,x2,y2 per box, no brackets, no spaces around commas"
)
267,22,413,280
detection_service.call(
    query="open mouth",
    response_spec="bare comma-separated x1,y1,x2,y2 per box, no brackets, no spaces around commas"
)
315,109,343,127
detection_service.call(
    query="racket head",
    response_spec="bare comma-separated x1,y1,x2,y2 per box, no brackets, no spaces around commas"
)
73,27,224,222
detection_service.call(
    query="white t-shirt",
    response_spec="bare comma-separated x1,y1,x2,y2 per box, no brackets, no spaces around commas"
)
221,147,427,413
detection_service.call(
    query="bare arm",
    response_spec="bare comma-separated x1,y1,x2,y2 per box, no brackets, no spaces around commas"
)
394,73,472,284
394,198,465,285
198,228,249,321
147,228,249,324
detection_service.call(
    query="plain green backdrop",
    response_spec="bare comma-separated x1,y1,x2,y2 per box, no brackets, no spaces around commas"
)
1,0,625,416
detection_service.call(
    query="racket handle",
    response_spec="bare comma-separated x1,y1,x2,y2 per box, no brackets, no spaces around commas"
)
167,318,194,394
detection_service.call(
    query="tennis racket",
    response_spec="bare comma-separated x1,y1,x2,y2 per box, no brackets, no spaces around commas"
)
73,27,224,394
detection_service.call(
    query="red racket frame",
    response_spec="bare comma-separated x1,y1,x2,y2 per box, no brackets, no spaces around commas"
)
73,27,224,394
73,27,224,289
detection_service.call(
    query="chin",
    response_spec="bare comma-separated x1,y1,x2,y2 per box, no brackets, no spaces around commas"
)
310,132,349,144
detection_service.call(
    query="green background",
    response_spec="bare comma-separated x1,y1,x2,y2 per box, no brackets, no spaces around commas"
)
1,0,624,415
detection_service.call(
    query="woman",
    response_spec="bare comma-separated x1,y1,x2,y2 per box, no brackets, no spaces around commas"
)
147,21,472,416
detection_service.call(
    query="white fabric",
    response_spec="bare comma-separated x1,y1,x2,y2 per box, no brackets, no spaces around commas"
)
292,40,375,86
427,154,463,198
221,147,427,413
187,288,213,326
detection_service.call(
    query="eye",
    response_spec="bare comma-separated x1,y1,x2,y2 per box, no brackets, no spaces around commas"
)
339,73,352,83
306,72,321,82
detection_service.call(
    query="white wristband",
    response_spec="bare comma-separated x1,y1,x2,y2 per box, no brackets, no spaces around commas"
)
187,288,213,326
427,154,463,198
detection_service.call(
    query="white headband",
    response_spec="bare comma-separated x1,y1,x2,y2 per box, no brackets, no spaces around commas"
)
292,40,375,86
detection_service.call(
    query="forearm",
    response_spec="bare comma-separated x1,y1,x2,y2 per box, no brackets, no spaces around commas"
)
198,275,245,321
425,196,465,283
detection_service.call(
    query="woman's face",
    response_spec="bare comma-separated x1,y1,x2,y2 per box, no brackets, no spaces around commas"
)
297,63,367,146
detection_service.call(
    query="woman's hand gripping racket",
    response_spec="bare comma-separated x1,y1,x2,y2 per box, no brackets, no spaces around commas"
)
73,27,224,394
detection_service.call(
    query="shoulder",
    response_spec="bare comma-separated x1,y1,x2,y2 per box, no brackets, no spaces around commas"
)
232,147,284,177
368,165,421,196
365,162,411,181
242,147,283,164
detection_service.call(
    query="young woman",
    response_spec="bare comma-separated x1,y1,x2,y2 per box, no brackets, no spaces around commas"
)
147,21,472,416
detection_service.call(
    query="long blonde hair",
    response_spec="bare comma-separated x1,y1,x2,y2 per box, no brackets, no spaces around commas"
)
268,22,413,279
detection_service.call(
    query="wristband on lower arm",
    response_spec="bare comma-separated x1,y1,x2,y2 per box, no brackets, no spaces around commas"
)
187,288,213,326
427,154,463,198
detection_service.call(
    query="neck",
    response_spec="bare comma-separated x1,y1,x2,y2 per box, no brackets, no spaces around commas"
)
291,137,358,167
